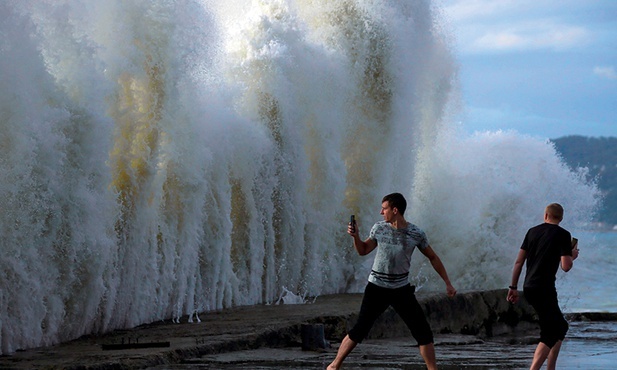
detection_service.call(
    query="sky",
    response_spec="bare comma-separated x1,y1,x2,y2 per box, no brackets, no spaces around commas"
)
439,0,617,139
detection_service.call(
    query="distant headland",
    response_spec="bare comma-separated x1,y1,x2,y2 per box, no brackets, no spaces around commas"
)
551,135,617,229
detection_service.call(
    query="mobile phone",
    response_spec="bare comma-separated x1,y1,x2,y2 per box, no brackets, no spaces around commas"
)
572,237,578,249
350,215,356,233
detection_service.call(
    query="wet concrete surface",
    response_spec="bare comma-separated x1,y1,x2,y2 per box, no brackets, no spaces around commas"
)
0,293,361,370
149,321,617,369
0,290,614,370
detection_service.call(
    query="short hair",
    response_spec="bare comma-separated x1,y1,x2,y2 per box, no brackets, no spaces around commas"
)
382,193,407,215
545,203,564,221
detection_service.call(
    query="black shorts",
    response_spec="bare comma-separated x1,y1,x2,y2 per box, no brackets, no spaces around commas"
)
348,282,433,345
524,286,569,348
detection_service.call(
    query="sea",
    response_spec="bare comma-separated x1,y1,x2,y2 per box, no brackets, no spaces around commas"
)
558,230,617,313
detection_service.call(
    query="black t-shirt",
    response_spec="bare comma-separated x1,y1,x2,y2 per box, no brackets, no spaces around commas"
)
522,223,572,289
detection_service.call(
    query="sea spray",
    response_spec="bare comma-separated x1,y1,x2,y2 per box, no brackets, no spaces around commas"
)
408,128,600,291
0,0,599,354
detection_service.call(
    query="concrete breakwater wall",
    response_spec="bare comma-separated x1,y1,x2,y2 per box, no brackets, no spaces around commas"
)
314,289,538,343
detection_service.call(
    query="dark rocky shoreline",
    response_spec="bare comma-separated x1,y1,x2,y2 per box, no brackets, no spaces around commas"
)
0,289,614,370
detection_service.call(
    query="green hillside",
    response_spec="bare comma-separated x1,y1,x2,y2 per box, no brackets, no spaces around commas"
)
551,136,617,226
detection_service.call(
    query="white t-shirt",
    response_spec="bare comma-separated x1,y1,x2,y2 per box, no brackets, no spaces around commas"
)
367,220,429,289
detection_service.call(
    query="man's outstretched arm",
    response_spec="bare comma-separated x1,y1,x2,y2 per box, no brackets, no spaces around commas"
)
420,246,456,297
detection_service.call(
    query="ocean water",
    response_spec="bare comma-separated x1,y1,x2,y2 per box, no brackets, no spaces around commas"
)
0,0,604,356
559,230,617,313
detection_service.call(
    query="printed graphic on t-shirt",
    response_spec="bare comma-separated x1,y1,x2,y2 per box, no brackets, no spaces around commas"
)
368,221,428,289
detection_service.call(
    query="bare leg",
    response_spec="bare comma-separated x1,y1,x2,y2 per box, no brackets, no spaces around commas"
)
546,340,563,370
419,343,437,370
326,335,357,370
530,342,551,370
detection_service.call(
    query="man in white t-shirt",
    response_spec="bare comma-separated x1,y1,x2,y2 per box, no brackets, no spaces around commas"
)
327,193,457,370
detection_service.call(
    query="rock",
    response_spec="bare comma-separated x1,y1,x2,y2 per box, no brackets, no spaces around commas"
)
300,323,330,351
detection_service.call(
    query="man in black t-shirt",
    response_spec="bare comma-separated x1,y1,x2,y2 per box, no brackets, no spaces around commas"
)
507,203,579,370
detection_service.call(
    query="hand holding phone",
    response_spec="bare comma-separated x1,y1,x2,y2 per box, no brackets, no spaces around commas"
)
572,237,578,250
349,215,356,234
